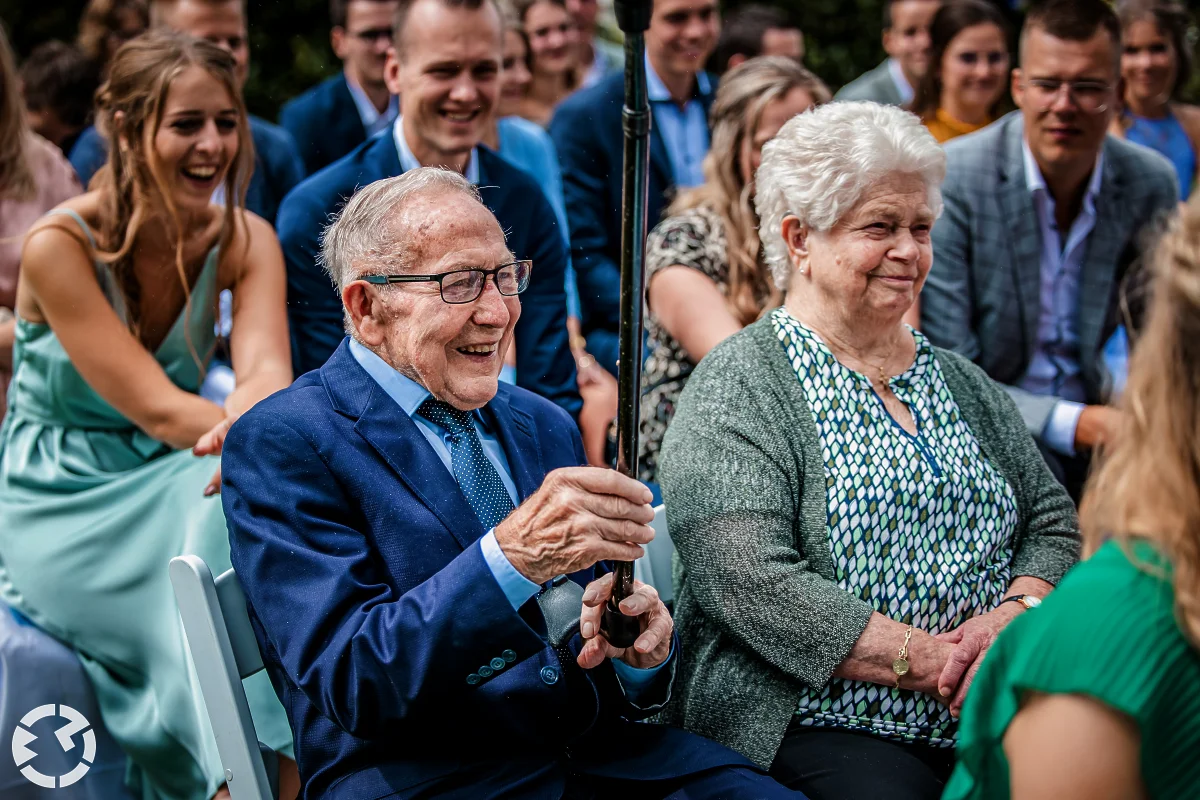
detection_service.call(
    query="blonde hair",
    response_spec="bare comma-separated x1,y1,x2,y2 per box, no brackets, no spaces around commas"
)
89,31,252,364
78,0,149,68
0,22,35,202
1080,198,1200,646
671,56,830,326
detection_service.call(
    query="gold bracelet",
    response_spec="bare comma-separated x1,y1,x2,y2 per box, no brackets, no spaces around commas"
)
892,626,913,689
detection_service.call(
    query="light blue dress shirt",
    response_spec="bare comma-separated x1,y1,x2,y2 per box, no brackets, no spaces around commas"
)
393,115,480,183
887,58,915,105
346,72,399,138
645,53,711,189
348,340,666,693
1020,143,1106,457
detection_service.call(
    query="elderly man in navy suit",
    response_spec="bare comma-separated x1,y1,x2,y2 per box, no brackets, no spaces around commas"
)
280,0,399,175
277,0,578,418
550,0,719,376
221,168,804,800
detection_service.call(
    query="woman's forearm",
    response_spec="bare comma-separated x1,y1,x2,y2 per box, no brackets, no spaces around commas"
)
1006,576,1053,603
833,611,955,697
223,365,292,418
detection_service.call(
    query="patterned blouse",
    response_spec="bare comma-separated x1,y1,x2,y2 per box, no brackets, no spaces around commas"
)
772,308,1021,747
639,206,770,482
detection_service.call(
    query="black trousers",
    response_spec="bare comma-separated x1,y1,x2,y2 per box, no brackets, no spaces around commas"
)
768,728,955,800
562,765,805,799
1035,438,1092,504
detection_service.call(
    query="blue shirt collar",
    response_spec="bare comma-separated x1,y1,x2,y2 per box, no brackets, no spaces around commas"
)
392,115,481,184
344,71,398,131
644,51,711,104
886,58,915,104
1022,139,1104,210
348,338,491,427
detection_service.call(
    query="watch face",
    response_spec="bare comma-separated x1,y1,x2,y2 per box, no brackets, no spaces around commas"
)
1023,595,1043,609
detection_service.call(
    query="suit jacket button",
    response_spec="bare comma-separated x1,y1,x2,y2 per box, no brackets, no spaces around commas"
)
540,666,560,685
490,657,506,671
479,665,494,678
466,673,481,686
502,649,517,663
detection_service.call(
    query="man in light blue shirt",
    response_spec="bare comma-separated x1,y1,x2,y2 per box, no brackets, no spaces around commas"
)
645,51,711,189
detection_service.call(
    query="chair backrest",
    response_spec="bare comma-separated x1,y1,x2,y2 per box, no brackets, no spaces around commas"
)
634,504,675,606
169,555,273,800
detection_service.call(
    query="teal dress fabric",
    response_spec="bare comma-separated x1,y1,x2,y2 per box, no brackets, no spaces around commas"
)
0,210,292,799
772,308,1020,747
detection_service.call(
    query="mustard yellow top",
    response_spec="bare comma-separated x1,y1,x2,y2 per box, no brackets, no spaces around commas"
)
923,108,993,144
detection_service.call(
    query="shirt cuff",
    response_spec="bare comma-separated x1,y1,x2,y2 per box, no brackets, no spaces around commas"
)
480,530,540,611
610,642,672,705
1042,400,1086,458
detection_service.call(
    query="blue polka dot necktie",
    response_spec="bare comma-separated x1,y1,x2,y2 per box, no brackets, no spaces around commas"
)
418,398,516,530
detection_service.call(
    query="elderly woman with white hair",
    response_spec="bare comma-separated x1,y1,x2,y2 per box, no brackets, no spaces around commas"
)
656,101,1080,800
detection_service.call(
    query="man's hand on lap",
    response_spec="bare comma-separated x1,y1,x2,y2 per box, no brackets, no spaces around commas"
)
577,572,673,670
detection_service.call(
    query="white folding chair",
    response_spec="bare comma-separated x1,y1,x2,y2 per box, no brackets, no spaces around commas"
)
169,555,273,800
634,504,676,606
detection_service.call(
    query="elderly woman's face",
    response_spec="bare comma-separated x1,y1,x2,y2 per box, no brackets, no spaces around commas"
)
790,172,933,321
357,191,521,410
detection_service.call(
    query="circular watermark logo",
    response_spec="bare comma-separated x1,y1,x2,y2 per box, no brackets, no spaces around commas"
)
11,704,95,789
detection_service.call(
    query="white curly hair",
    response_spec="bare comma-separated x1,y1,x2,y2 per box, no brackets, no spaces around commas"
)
754,101,947,289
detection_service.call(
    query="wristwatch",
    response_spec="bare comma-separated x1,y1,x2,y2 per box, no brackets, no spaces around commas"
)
1001,594,1042,611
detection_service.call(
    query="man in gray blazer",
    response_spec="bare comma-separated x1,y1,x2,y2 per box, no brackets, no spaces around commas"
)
834,0,937,105
922,0,1177,498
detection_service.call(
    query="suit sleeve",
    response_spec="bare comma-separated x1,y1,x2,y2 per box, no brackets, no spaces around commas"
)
280,100,320,177
277,189,346,375
550,102,621,375
513,188,582,421
222,410,550,739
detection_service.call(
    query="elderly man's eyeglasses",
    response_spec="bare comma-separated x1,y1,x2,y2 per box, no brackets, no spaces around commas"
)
361,260,532,304
1022,78,1112,113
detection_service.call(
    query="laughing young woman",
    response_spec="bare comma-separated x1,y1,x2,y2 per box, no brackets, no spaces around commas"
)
0,32,295,800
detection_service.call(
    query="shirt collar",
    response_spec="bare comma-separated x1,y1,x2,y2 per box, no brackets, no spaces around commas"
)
886,58,914,104
644,51,711,104
392,115,481,184
348,338,492,428
344,71,398,129
1022,139,1105,205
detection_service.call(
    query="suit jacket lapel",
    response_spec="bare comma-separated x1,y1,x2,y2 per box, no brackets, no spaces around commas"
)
649,120,673,188
1077,156,1129,386
484,389,543,503
323,343,487,550
998,118,1044,366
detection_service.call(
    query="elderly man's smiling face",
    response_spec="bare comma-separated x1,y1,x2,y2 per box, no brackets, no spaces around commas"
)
351,189,520,410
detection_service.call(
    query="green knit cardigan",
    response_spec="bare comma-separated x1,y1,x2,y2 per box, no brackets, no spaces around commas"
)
657,315,1080,768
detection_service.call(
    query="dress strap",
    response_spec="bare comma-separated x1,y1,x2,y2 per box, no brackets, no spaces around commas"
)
43,208,98,249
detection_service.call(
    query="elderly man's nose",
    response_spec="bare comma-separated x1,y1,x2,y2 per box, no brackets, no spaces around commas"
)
472,279,510,324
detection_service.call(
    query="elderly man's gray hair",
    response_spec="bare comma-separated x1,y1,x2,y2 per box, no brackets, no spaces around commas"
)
755,101,947,289
319,168,482,294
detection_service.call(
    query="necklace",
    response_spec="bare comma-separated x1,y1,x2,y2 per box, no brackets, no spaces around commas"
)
872,333,901,390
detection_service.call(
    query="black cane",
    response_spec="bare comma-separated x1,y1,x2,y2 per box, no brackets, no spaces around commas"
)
599,0,653,650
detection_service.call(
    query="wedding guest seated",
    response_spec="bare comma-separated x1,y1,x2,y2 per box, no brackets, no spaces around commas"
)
280,0,398,175
944,192,1200,800
512,0,579,126
834,0,937,106
1,25,80,420
568,0,622,88
70,0,307,225
222,168,804,800
279,0,578,418
1111,0,1200,200
0,33,295,799
711,4,804,74
639,56,826,483
658,101,1080,800
920,0,1179,501
910,0,1011,144
551,0,719,376
18,40,98,156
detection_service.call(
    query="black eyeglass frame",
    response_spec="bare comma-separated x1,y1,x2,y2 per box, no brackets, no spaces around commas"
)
360,260,532,304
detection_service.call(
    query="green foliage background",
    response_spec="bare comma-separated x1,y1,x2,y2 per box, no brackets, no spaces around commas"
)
2,0,1198,120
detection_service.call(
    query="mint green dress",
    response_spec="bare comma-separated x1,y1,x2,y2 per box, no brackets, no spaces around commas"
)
0,210,292,799
944,540,1200,798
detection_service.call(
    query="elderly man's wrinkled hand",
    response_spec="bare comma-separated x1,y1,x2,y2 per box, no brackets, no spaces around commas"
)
935,603,1023,716
494,467,654,585
576,572,673,671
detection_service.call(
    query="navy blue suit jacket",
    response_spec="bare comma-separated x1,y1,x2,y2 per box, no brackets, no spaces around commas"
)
66,115,305,224
222,341,752,799
276,133,581,419
549,71,716,374
279,74,367,176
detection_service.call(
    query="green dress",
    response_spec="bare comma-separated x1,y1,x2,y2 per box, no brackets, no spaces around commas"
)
944,539,1200,799
0,209,292,799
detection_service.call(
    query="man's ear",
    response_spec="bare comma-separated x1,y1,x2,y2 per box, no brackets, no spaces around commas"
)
1010,67,1024,110
384,48,403,96
343,281,387,347
331,26,347,60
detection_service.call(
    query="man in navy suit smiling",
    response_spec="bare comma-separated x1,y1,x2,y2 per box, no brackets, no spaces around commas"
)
277,0,578,418
221,169,803,799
